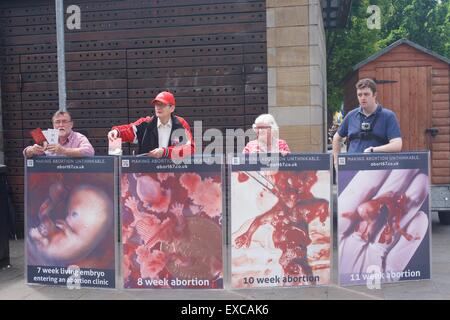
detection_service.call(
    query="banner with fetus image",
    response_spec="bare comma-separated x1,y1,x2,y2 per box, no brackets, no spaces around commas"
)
337,152,431,286
120,156,223,289
25,157,117,288
230,154,332,288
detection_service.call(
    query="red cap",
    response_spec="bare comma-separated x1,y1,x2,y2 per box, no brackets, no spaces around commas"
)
151,91,176,106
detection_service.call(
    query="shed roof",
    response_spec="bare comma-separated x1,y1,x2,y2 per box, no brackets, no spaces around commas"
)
352,38,450,71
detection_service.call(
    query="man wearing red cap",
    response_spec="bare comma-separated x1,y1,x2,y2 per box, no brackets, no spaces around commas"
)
108,91,195,158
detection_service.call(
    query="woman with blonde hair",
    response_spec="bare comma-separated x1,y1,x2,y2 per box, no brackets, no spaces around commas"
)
243,114,290,155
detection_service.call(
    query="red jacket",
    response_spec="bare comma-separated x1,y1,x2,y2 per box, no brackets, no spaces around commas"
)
112,115,195,159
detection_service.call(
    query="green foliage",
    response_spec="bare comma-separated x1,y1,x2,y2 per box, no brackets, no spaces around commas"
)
326,0,380,114
327,0,450,114
377,0,450,55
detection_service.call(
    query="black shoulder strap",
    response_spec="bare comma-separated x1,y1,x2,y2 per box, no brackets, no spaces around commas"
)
370,106,382,130
348,106,388,145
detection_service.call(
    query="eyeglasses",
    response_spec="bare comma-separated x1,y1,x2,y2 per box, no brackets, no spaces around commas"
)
53,119,72,125
154,104,171,109
253,125,272,130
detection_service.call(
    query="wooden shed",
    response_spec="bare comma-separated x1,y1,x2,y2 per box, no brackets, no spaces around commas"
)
343,39,450,186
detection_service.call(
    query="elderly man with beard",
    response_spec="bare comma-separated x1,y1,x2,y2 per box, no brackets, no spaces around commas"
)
23,110,94,158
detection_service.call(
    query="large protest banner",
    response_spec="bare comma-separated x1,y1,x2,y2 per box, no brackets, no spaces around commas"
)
230,154,332,288
25,157,117,289
337,152,431,286
121,156,224,289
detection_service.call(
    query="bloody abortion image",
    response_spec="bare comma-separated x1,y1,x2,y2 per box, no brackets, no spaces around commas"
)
25,157,116,289
120,156,223,289
230,154,332,288
337,152,431,286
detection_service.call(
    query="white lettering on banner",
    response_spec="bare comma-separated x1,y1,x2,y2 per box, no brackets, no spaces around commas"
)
33,276,59,285
137,277,210,287
350,269,422,284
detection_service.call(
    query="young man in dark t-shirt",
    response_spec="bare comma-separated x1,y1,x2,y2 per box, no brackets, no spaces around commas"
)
332,78,402,167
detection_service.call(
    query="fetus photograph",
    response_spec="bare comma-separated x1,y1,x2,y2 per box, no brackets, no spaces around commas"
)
338,168,430,285
26,172,115,270
231,169,331,288
121,171,223,289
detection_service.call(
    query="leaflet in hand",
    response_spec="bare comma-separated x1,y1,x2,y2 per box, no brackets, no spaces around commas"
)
108,137,123,155
29,128,48,145
42,129,59,145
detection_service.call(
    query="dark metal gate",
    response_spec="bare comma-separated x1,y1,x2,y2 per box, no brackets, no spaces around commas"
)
0,0,268,236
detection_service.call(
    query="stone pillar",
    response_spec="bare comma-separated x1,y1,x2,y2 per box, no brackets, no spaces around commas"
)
267,0,327,152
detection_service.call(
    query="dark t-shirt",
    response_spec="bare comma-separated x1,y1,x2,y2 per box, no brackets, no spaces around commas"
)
338,105,401,153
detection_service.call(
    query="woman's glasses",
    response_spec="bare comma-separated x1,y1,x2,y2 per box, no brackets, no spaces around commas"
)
253,124,272,131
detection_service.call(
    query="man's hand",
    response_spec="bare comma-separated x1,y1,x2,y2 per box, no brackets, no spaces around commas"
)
363,139,402,153
148,148,164,158
46,144,66,156
108,129,119,141
332,132,344,170
28,143,47,157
